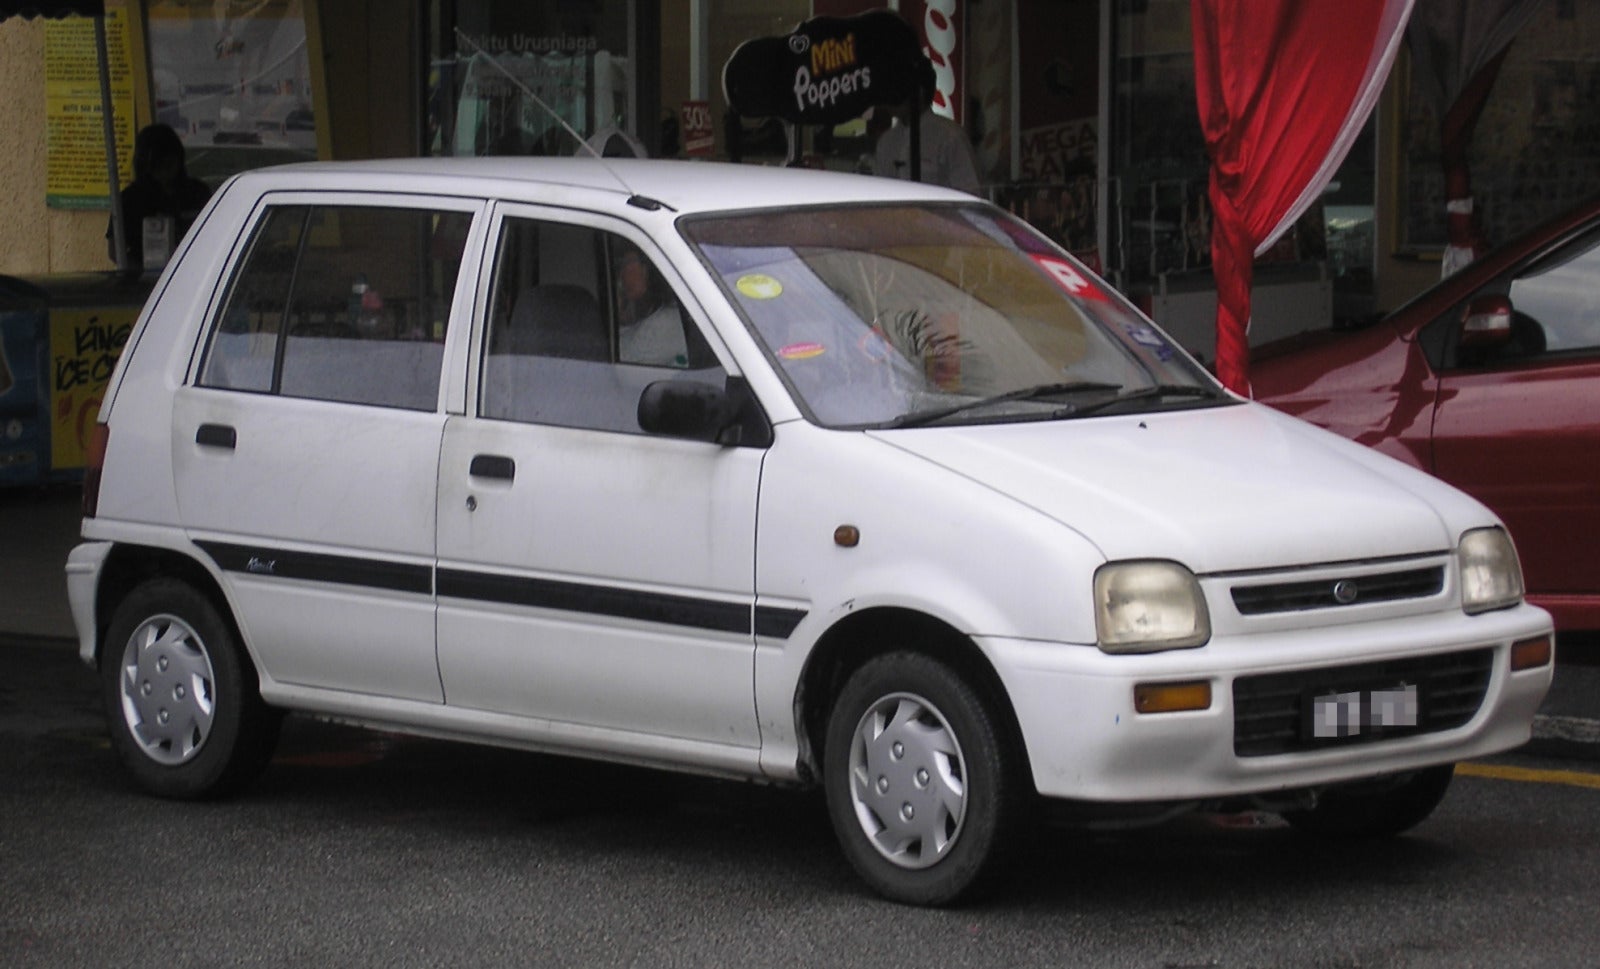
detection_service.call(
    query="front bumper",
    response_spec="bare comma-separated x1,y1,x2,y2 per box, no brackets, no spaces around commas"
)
982,602,1554,803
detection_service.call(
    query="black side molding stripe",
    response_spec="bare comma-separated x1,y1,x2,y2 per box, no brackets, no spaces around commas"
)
438,568,755,634
195,541,433,595
755,605,807,639
193,543,810,639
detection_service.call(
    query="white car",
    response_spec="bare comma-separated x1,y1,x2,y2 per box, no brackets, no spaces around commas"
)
67,158,1553,905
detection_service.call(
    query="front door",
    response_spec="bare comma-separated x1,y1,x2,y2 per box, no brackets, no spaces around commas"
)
434,207,766,753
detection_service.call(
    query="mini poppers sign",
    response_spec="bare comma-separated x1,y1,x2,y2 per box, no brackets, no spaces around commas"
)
722,10,924,126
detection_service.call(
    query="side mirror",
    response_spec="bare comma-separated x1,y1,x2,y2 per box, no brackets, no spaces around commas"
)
638,378,770,447
1458,293,1513,350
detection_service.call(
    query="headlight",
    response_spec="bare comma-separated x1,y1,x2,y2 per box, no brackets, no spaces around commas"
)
1094,560,1210,653
1459,527,1524,614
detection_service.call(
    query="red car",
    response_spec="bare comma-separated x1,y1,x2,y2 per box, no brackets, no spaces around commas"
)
1253,197,1600,637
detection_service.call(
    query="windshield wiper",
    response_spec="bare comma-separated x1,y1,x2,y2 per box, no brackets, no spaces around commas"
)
889,381,1124,428
1065,384,1223,419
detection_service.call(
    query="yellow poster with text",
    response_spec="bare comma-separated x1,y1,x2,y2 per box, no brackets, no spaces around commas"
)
49,307,136,470
45,7,136,209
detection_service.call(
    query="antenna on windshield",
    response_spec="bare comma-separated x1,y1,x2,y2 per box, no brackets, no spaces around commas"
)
450,28,642,199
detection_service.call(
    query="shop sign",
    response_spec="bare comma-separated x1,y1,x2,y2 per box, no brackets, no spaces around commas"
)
906,0,963,123
1020,119,1098,183
681,100,715,156
49,306,135,470
43,8,134,209
723,9,925,125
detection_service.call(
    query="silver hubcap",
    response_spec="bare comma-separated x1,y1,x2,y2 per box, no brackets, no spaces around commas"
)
117,614,217,766
847,692,968,870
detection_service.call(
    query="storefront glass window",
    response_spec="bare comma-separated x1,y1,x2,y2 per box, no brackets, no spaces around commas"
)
1399,1,1600,253
1107,0,1208,291
429,0,643,158
144,0,319,186
992,0,1097,265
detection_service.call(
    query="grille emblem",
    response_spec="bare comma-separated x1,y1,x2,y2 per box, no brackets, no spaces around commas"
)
1333,579,1359,605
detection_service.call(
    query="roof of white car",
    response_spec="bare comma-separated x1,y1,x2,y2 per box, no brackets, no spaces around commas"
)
232,156,976,216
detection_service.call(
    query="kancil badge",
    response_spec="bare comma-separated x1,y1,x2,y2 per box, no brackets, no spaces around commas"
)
142,215,175,271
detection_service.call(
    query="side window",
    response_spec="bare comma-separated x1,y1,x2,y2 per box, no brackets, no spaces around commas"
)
611,236,693,368
1435,230,1600,370
200,204,472,410
1505,232,1600,356
480,216,722,433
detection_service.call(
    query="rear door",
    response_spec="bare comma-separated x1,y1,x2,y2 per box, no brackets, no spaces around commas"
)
173,193,484,701
434,204,767,753
1431,226,1600,610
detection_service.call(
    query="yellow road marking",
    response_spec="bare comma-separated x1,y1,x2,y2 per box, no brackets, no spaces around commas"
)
1458,762,1600,790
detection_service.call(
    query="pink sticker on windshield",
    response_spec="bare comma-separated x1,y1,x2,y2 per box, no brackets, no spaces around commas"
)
779,342,826,360
1032,255,1108,301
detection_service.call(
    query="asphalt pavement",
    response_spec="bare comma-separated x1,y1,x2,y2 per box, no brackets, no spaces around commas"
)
0,485,80,643
3,484,1596,759
6,633,1598,968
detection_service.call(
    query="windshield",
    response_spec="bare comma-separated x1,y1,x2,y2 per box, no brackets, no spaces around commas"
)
682,203,1227,428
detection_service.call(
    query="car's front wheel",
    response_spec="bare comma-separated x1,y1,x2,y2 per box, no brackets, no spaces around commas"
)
101,578,280,799
823,651,1022,906
1282,764,1455,838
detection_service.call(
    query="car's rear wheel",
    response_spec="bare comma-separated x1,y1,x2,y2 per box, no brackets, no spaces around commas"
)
101,578,280,799
1282,764,1455,838
823,651,1021,906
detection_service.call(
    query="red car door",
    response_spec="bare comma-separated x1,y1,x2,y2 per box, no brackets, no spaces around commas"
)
1430,229,1600,629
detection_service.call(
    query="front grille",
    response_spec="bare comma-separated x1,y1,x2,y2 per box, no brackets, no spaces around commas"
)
1232,648,1493,757
1231,566,1445,616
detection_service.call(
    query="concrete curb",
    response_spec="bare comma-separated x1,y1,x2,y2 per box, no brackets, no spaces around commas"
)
1533,714,1600,746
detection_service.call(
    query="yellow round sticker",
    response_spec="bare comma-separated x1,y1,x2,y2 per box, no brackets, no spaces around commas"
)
736,274,783,300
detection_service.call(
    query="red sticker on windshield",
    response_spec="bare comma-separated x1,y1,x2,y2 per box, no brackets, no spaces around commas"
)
1032,255,1108,301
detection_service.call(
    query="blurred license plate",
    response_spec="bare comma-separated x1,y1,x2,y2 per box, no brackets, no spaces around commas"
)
1308,684,1419,739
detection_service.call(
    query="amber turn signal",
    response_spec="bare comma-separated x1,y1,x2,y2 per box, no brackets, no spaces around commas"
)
834,525,860,548
1134,680,1213,714
1510,635,1553,671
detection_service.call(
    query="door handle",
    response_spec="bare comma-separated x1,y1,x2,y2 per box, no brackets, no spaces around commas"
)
469,454,516,480
195,423,237,449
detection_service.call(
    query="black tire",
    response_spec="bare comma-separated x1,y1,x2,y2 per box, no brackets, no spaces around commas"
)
100,578,281,799
1283,764,1455,839
823,651,1021,906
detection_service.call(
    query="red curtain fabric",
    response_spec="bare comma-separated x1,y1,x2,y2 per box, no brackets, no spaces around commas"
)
1191,0,1413,395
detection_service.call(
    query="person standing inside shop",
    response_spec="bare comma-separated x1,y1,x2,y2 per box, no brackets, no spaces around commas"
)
107,123,212,271
873,59,982,195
